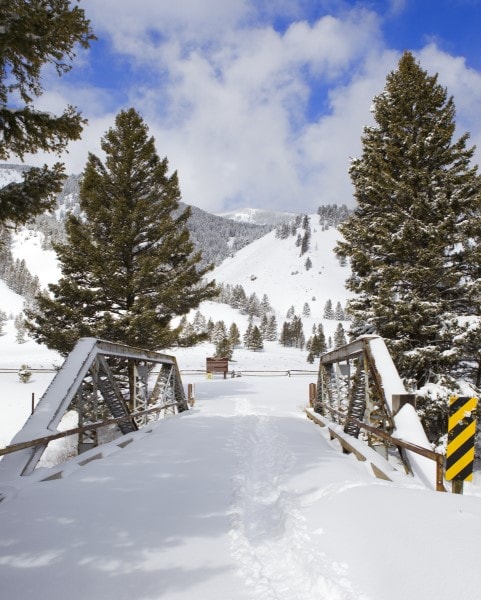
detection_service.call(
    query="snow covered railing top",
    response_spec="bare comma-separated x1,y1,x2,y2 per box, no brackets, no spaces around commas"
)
316,335,440,489
319,335,408,412
0,338,187,479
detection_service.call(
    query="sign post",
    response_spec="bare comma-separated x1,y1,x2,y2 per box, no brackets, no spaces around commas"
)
446,396,478,494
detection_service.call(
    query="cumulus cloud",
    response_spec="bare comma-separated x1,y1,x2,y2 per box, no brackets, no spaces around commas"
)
71,4,386,211
417,44,481,163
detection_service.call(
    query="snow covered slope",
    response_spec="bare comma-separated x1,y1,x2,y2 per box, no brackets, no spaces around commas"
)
212,217,350,319
11,229,60,287
0,164,25,187
0,212,350,369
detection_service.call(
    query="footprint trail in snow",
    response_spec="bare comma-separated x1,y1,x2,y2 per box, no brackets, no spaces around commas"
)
229,396,365,600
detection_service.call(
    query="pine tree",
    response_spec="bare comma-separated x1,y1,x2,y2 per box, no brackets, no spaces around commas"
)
280,317,305,349
260,293,272,315
0,1,95,226
259,314,269,339
26,108,217,354
231,285,247,311
300,217,311,256
302,302,311,317
193,310,207,334
323,299,334,319
309,325,327,357
267,315,278,341
279,321,291,346
336,51,481,387
228,322,241,347
317,323,327,353
206,318,215,340
178,317,196,347
14,313,27,344
247,325,263,352
334,323,347,348
334,301,345,321
243,321,254,346
291,316,305,349
212,320,227,345
246,292,261,318
215,336,233,360
0,309,7,335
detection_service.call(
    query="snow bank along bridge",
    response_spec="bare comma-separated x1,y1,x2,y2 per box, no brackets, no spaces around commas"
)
0,335,452,492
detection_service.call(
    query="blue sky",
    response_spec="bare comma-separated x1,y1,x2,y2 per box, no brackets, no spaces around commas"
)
18,0,481,213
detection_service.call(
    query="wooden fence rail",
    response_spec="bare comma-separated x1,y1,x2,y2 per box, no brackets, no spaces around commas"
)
0,401,180,458
312,404,445,492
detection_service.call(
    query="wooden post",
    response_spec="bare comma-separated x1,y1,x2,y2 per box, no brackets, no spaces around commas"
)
188,383,195,406
391,393,416,415
31,392,35,415
452,480,464,494
309,383,316,407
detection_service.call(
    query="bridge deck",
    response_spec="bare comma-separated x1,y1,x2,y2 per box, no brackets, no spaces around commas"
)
1,375,481,600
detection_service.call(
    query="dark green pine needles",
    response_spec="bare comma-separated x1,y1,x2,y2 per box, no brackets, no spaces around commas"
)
336,51,481,388
27,108,218,354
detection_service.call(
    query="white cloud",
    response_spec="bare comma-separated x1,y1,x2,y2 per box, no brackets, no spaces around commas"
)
92,7,385,212
386,0,407,18
417,44,481,164
6,2,481,214
82,0,251,50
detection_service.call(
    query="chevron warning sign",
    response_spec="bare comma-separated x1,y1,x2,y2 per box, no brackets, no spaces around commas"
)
446,396,478,482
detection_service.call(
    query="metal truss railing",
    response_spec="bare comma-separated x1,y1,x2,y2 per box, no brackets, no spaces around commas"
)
313,335,442,488
0,338,188,478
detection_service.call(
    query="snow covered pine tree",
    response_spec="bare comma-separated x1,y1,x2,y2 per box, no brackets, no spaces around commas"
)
336,51,481,389
0,0,94,226
27,108,218,354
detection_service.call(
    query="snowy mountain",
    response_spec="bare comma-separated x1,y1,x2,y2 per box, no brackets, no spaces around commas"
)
0,199,351,371
0,164,272,267
217,207,295,226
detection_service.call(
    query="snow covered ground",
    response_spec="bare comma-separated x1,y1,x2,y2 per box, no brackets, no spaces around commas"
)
2,369,481,600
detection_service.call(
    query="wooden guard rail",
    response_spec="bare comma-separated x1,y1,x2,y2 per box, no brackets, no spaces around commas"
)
0,401,180,458
315,404,445,492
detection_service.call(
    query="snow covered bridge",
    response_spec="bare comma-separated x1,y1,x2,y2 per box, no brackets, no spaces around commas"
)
1,342,481,599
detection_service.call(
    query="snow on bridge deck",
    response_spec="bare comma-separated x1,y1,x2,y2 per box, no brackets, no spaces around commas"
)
1,375,481,600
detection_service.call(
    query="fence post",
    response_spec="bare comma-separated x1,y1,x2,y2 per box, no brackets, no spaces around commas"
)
188,383,195,406
31,392,35,415
309,383,317,408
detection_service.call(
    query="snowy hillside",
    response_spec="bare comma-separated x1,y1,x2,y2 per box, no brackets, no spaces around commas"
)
217,207,295,226
212,220,349,319
0,209,351,370
11,228,61,287
0,164,26,187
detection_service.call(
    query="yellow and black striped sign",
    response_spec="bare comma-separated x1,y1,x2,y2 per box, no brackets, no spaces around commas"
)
446,396,477,482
